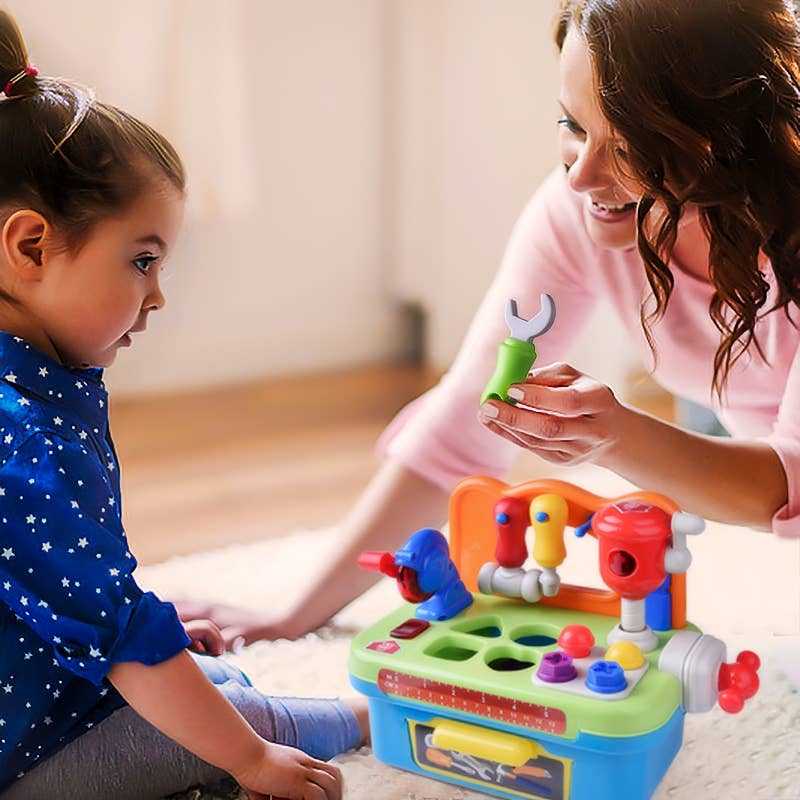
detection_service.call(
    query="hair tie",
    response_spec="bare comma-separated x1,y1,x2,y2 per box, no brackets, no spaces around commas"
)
3,66,38,97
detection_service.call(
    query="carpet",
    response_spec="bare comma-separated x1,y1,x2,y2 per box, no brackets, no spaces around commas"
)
138,466,800,800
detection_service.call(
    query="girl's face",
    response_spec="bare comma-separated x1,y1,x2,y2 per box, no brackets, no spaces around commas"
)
558,25,643,250
38,179,185,368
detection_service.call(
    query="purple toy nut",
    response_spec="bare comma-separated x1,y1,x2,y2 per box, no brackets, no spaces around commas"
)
536,650,578,683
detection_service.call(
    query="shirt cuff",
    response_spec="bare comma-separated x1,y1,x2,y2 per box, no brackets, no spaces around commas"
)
764,437,800,539
53,592,191,686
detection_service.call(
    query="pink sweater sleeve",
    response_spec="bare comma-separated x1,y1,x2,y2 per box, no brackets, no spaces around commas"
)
760,342,800,538
377,168,600,490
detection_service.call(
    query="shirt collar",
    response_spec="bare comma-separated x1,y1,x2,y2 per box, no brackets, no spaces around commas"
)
0,332,109,430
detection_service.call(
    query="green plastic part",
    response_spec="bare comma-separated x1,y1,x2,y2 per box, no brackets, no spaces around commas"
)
480,338,537,406
349,594,686,740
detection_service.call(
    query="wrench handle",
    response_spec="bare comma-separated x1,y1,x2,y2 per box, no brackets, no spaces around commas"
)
480,338,537,405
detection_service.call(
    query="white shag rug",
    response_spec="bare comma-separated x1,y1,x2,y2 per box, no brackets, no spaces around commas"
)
138,471,800,800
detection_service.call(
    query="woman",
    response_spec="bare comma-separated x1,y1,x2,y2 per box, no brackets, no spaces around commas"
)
178,0,800,646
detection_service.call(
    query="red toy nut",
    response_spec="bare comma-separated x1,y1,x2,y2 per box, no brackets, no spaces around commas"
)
718,650,761,714
558,624,595,658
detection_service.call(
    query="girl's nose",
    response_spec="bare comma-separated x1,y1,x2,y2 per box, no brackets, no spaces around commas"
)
144,282,165,312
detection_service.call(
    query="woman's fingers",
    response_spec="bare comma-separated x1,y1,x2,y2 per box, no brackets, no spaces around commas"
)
480,402,608,444
481,419,576,461
506,375,615,417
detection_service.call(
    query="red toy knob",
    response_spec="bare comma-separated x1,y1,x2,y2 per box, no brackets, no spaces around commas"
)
558,624,595,659
717,650,761,714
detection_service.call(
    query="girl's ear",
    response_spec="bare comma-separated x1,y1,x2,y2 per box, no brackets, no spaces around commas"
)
2,209,51,278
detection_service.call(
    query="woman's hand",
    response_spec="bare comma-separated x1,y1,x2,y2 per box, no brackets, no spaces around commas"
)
175,598,305,650
183,618,225,656
477,362,630,466
233,740,343,800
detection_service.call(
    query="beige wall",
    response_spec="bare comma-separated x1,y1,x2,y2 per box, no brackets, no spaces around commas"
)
388,0,637,387
7,0,637,396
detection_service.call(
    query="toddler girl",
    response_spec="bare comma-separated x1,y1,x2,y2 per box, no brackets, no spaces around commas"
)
0,11,364,800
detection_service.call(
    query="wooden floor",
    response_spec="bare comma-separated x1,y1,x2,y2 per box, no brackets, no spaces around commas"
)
114,363,674,566
112,363,440,565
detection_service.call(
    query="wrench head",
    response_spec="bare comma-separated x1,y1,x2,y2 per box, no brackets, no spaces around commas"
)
504,293,557,342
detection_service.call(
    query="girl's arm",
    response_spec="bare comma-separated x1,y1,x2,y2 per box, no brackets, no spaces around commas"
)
107,652,341,799
479,362,787,530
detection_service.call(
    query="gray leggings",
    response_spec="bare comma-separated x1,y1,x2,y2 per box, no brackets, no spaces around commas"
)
1,653,361,800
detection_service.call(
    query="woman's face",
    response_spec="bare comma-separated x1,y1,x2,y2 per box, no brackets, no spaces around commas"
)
558,25,643,250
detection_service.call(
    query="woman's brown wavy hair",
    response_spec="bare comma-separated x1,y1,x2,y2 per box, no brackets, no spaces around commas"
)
556,0,800,399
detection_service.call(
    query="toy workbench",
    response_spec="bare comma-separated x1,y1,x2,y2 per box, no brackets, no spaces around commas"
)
348,477,760,800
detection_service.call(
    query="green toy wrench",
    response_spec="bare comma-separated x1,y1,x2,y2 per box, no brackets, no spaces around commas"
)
480,293,556,405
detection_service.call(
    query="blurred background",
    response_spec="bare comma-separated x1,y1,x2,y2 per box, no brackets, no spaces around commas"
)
9,0,658,563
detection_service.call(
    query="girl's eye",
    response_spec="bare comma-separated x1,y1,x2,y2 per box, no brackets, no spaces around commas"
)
557,116,584,136
614,145,630,161
132,256,157,275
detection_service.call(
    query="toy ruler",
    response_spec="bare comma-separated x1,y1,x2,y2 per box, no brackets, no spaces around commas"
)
378,669,567,735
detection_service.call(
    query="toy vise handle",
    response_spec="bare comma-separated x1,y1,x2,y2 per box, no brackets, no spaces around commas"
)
358,551,400,579
718,650,761,714
665,512,704,574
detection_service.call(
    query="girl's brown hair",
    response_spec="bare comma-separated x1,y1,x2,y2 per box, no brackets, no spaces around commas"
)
0,11,184,253
556,0,800,398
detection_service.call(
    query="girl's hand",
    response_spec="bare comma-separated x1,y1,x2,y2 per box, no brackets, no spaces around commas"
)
234,740,343,800
183,619,225,656
477,362,628,466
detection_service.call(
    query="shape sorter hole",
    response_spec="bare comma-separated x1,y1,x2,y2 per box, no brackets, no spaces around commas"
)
515,634,557,647
484,647,536,672
509,624,560,649
424,637,478,663
451,617,503,638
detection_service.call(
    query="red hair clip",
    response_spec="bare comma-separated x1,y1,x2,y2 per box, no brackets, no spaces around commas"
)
3,66,38,97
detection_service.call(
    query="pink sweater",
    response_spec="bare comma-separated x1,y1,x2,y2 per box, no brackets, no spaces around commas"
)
379,168,800,538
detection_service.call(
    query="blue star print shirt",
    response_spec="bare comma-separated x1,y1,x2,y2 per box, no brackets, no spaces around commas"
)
0,334,191,789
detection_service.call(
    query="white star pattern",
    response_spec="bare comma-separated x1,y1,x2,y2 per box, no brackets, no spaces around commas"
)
0,335,190,776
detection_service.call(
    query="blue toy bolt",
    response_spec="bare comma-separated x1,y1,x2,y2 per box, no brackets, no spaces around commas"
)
358,528,473,621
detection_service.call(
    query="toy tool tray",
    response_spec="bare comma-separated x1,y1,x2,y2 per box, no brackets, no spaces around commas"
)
349,594,683,740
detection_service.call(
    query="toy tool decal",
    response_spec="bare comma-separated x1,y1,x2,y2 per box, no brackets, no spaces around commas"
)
378,669,567,735
411,721,569,800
